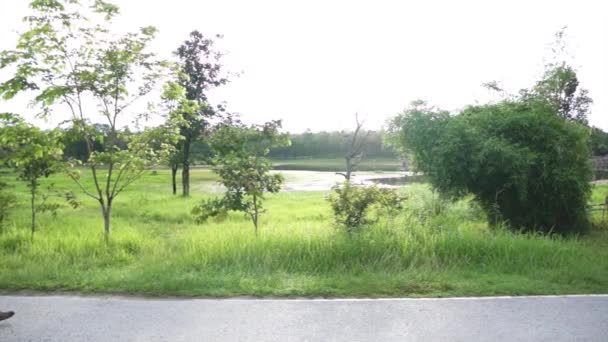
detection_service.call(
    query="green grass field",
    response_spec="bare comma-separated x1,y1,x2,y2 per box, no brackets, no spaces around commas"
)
271,158,402,172
1,168,607,297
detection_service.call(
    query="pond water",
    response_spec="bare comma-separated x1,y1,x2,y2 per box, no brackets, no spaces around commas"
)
275,171,419,192
199,170,421,193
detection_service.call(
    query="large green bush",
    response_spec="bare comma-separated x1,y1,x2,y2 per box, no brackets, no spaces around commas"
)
391,99,593,234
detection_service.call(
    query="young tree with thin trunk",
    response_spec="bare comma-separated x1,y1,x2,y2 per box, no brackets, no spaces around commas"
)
0,113,64,238
0,1,178,243
192,120,290,235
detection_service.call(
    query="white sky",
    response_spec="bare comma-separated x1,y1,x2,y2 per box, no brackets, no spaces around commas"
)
0,0,607,133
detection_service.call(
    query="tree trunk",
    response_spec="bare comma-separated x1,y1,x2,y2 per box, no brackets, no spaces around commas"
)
182,138,191,197
253,213,258,236
182,162,190,197
252,194,259,236
30,181,36,239
171,164,178,195
102,204,111,244
345,157,352,182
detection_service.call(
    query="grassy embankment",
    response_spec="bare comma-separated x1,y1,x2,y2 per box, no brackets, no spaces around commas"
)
0,168,607,297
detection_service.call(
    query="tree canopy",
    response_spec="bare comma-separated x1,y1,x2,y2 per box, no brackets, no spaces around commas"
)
0,0,179,242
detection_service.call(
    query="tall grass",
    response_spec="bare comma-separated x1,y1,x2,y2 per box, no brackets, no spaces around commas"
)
0,170,607,297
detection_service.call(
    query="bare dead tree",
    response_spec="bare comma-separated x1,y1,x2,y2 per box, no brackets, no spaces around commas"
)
337,113,370,182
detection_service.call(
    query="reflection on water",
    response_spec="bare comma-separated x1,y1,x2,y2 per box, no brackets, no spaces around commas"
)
368,176,410,186
200,170,424,193
368,175,426,186
276,171,421,192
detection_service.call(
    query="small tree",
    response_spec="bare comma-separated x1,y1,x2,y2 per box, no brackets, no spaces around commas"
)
192,120,290,234
0,1,178,242
529,63,592,124
337,113,369,182
0,114,65,237
173,31,229,197
525,28,592,124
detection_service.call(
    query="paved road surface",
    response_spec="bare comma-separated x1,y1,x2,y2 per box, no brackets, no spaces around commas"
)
1,295,607,341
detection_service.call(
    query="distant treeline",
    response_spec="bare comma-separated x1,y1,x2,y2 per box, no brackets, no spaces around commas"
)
268,130,397,159
60,125,608,162
61,127,397,162
60,123,212,164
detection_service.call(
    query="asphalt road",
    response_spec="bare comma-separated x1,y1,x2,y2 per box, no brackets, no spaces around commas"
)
1,295,607,341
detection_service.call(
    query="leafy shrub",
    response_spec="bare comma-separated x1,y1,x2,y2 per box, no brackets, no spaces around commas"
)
390,99,593,234
191,197,229,224
375,187,407,218
327,182,406,232
0,181,16,228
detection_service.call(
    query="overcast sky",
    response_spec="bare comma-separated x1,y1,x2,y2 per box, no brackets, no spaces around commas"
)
0,0,606,132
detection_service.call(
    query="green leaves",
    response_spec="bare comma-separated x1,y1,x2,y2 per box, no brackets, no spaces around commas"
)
327,182,406,232
162,81,186,101
30,0,66,11
34,85,71,106
93,0,120,19
0,182,17,228
1,0,164,116
391,97,593,234
0,77,38,100
140,26,158,37
532,63,591,124
1,1,169,239
0,113,68,234
193,121,290,231
0,114,63,182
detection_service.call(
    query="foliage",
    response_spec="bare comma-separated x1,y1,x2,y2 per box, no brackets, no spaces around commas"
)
390,98,593,235
523,29,592,124
61,123,130,162
527,63,592,124
0,114,63,180
268,130,396,160
0,181,16,228
35,184,81,217
0,0,179,241
160,80,197,194
375,187,408,218
591,127,608,156
327,182,406,232
192,120,290,233
0,113,67,236
168,31,229,197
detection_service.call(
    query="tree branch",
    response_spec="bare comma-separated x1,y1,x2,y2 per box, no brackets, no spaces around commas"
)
64,167,100,201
